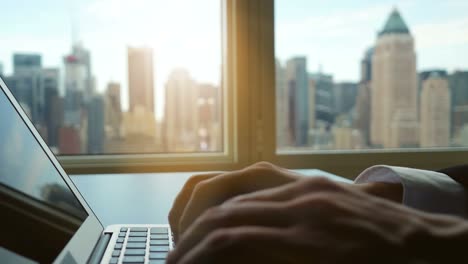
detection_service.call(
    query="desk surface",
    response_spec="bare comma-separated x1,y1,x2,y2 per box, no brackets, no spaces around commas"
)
71,170,350,227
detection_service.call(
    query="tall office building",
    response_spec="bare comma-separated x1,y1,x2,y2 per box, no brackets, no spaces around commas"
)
87,95,105,154
360,48,373,82
13,53,41,74
450,71,468,138
71,44,94,103
354,48,373,146
128,47,155,113
197,83,221,151
309,72,334,127
354,82,371,147
48,96,64,153
10,53,44,126
121,47,157,152
286,57,309,146
420,73,450,147
42,68,61,146
105,82,122,139
419,70,447,94
308,79,316,137
333,82,358,116
59,127,81,154
371,8,419,148
276,60,290,148
63,54,87,128
164,69,199,151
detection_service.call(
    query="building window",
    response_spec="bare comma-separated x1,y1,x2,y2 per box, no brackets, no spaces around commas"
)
275,0,468,152
1,0,223,156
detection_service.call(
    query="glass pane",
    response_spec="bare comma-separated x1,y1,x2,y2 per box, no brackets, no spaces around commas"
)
0,0,223,155
275,0,468,151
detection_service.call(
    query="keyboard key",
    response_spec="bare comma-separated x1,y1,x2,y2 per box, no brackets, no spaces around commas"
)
120,227,128,232
149,261,165,264
128,237,146,243
150,246,169,252
150,234,168,240
131,227,148,232
122,256,145,263
117,238,125,243
119,232,127,237
150,240,169,246
112,250,121,257
150,227,168,234
115,243,123,249
149,252,168,259
109,257,119,264
129,232,147,237
126,243,146,249
124,249,146,256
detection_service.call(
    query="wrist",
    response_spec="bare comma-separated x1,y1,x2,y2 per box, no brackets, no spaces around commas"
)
359,182,403,203
405,214,468,263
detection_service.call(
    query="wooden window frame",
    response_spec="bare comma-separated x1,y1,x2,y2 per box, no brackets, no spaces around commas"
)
63,0,468,179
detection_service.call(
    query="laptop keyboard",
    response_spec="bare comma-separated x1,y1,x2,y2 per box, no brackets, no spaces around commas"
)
109,227,173,264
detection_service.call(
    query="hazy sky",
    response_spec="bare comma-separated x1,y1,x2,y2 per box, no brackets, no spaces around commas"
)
276,0,468,79
0,0,222,118
0,0,467,118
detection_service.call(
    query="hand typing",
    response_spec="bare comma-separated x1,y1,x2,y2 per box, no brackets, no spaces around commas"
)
168,175,468,264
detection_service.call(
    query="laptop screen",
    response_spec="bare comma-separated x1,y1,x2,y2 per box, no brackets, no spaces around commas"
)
0,87,88,263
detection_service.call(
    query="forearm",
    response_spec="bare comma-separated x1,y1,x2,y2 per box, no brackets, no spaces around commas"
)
438,165,468,189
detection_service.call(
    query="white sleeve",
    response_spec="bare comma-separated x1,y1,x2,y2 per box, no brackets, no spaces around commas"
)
354,165,467,218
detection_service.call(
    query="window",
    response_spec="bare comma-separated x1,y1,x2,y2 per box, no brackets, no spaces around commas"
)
2,0,467,176
275,0,468,152
0,0,224,157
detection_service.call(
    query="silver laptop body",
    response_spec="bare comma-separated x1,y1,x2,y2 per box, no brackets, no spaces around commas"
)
0,77,173,264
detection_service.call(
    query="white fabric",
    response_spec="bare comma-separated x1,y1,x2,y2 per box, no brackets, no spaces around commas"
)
355,165,467,218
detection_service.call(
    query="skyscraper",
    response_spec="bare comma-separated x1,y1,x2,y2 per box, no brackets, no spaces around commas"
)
87,95,105,154
360,48,373,82
276,60,290,148
105,82,122,139
450,71,468,137
10,53,44,126
48,96,64,153
419,69,447,94
371,9,419,148
63,54,87,128
420,73,450,147
197,83,221,151
164,69,199,151
333,82,358,116
354,47,373,146
59,127,81,154
13,54,41,74
286,57,309,146
71,44,94,103
309,72,334,127
128,47,155,113
42,68,61,146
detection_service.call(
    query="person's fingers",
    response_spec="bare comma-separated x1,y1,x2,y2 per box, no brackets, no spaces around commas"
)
168,226,296,264
177,165,300,236
172,201,292,263
225,176,346,205
168,172,222,239
178,170,246,236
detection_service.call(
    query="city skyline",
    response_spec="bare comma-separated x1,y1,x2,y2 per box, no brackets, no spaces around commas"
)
1,0,467,119
0,0,222,119
1,2,468,154
276,6,468,150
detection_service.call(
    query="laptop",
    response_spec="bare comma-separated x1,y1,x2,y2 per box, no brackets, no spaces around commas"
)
0,77,174,264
